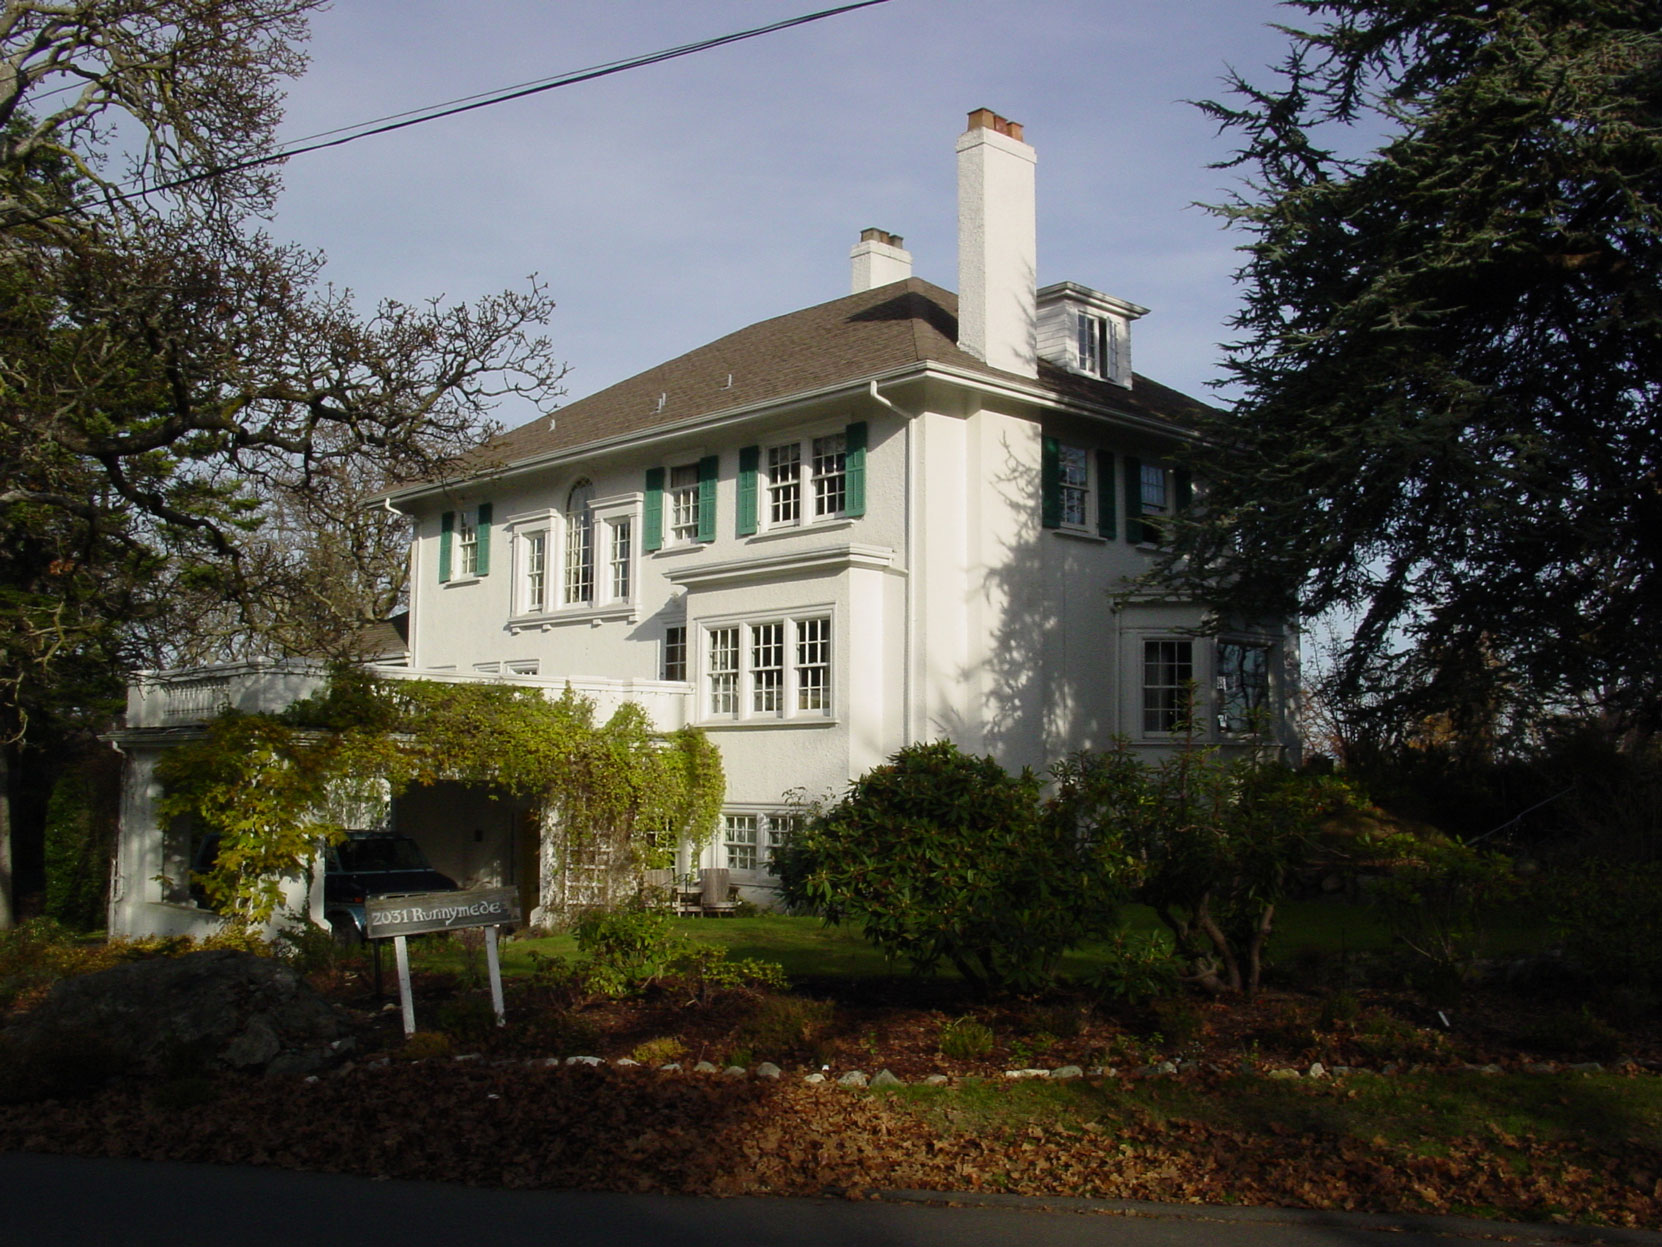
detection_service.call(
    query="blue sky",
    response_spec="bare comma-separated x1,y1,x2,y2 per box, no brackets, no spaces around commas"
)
270,0,1303,428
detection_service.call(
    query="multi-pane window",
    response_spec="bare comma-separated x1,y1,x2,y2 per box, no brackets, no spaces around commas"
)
767,444,802,525
811,434,847,518
608,517,632,601
1058,445,1090,527
564,481,594,605
701,616,832,721
668,464,700,543
707,627,739,715
456,514,480,577
724,813,759,871
524,530,548,613
1077,311,1118,380
751,622,785,713
663,625,687,682
1143,639,1194,734
765,813,801,870
796,616,831,712
1216,641,1271,735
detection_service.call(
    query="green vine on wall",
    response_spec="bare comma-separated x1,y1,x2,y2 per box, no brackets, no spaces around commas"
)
156,668,724,929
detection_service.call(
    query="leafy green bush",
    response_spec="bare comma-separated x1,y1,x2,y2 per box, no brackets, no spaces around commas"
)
1545,861,1662,995
574,905,688,995
1092,932,1182,1006
938,1016,995,1060
785,741,1123,993
1054,745,1365,996
43,750,119,931
735,995,834,1058
1369,836,1520,997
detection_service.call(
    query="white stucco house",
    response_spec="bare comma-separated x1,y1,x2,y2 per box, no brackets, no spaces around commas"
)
106,109,1294,938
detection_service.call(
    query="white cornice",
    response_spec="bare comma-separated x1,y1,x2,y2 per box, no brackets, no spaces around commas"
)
663,542,898,589
380,360,1195,511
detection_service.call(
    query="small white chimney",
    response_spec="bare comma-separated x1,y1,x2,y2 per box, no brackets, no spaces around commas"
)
956,108,1037,379
850,227,912,293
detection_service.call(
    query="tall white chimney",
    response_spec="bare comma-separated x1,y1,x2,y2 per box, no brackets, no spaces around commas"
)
850,227,912,292
956,108,1037,379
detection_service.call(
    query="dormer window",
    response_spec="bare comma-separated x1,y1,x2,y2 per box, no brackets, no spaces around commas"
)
1036,281,1146,389
1077,312,1119,381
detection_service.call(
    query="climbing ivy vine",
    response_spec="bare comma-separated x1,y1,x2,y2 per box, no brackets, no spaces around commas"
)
156,669,724,930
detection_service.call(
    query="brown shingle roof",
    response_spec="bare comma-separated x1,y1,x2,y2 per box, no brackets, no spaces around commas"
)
487,277,1213,467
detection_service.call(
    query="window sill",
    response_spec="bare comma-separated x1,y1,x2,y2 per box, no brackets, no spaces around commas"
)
745,517,856,544
699,716,839,731
508,603,638,631
650,542,708,558
441,575,484,587
1051,527,1109,544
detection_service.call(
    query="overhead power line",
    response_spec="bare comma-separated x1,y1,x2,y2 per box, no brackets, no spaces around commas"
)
18,0,895,225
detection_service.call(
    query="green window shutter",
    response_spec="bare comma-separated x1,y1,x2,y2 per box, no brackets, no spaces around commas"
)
643,467,664,552
475,502,492,576
438,510,454,583
844,421,867,517
1096,449,1116,539
737,445,759,536
1175,468,1193,513
1040,435,1061,529
1124,456,1145,544
696,454,718,543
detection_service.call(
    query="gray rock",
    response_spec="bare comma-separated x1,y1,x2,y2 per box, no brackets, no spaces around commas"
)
803,1072,826,1084
870,1069,902,1087
755,1062,783,1080
837,1070,868,1087
922,1074,949,1086
693,1060,721,1074
3,949,348,1081
564,1055,603,1066
1050,1065,1084,1081
1005,1068,1050,1080
1567,1062,1604,1074
1267,1068,1301,1080
722,1065,748,1078
1307,1062,1327,1079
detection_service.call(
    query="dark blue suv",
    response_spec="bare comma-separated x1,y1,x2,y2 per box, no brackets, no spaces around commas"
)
323,832,460,944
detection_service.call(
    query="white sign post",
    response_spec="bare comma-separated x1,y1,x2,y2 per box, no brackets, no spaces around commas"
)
365,886,521,1037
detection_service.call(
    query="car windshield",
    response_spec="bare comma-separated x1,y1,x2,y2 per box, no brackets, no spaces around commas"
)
335,837,432,873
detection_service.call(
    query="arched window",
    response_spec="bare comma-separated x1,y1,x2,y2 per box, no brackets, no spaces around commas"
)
563,479,594,605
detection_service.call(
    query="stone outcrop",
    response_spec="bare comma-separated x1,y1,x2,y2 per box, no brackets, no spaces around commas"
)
7,950,350,1080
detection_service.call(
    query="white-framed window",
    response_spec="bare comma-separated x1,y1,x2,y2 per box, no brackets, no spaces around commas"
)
1216,640,1272,735
810,434,847,518
456,514,480,577
707,626,740,716
1143,639,1194,735
563,480,595,605
523,529,548,613
751,622,785,713
701,613,834,722
723,813,759,872
668,463,700,544
663,625,688,682
1140,463,1169,521
767,443,802,525
505,659,540,676
1077,310,1120,380
795,616,831,712
1058,444,1090,528
765,813,801,870
607,516,632,602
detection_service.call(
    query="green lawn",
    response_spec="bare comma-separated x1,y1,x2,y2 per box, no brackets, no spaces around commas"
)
407,898,1533,982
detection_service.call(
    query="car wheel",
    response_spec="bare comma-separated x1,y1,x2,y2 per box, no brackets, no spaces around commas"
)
329,914,363,947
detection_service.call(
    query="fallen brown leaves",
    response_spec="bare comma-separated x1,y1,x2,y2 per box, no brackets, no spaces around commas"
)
1,1060,1658,1229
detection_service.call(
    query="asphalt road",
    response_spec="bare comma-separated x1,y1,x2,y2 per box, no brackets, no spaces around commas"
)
3,1153,1659,1247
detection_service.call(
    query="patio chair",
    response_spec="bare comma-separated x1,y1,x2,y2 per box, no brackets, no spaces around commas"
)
699,866,737,916
641,868,675,909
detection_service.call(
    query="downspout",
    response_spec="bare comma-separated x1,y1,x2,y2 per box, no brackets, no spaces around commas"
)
868,379,920,743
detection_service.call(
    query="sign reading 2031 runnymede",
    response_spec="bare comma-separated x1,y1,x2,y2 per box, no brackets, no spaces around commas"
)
365,886,521,939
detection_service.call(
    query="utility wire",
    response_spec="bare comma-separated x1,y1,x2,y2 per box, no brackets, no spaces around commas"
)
15,0,894,225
